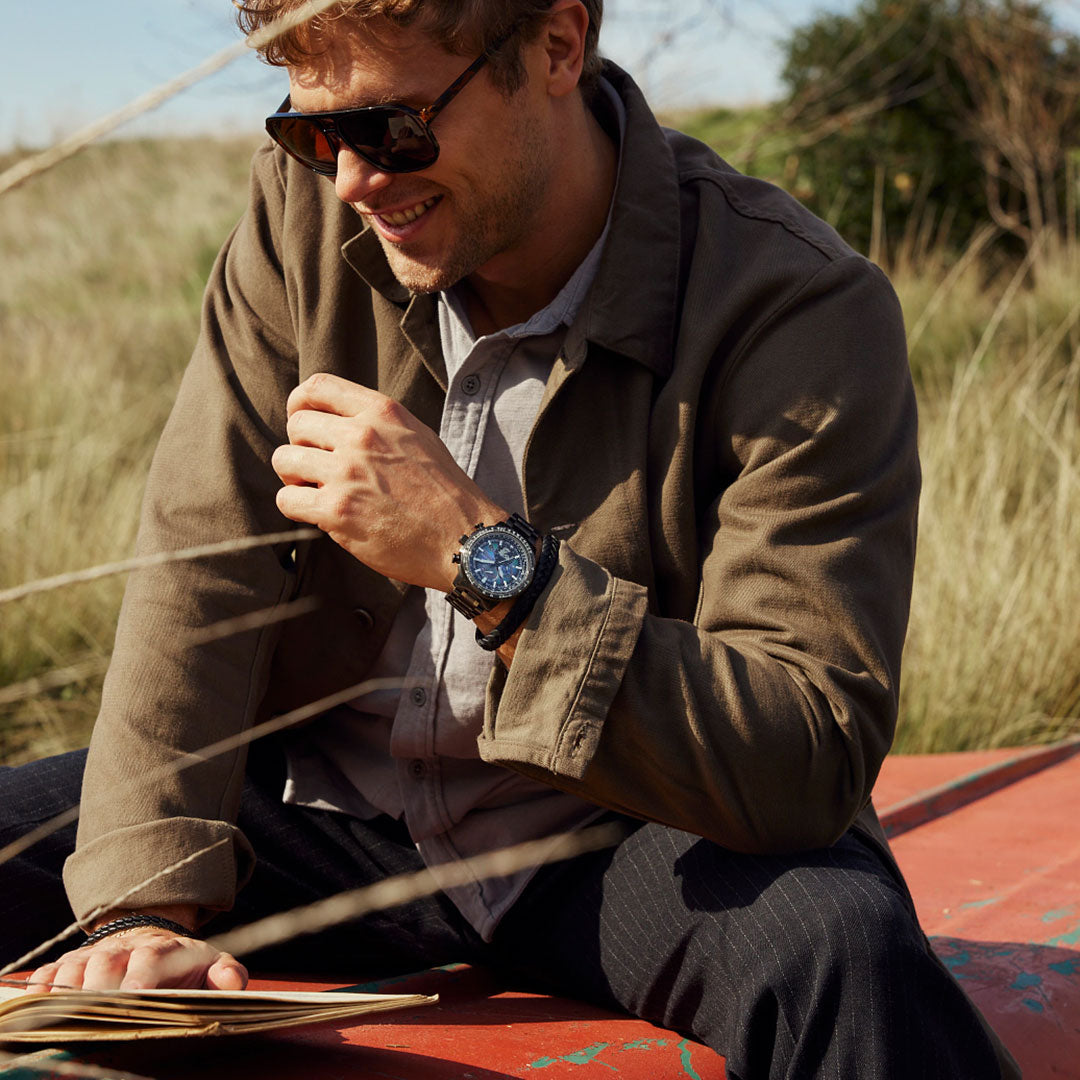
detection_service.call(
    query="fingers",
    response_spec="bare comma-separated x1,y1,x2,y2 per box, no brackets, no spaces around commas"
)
206,954,248,991
81,943,133,991
275,481,325,527
272,443,334,486
46,950,93,993
25,958,68,993
286,373,385,419
23,934,236,993
286,407,352,451
118,938,191,990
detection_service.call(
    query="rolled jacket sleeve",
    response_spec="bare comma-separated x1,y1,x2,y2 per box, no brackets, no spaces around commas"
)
64,146,303,924
480,255,920,856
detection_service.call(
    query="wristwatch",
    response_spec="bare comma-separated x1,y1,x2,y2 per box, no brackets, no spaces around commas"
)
446,514,539,620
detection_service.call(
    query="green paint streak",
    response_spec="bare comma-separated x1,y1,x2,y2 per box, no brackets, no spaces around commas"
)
1042,906,1076,924
959,897,1000,910
1022,998,1044,1012
530,1044,617,1071
678,1038,703,1080
1049,957,1080,977
1010,972,1042,990
1046,922,1080,948
0,1050,75,1080
564,1042,615,1069
621,1038,667,1051
941,950,971,978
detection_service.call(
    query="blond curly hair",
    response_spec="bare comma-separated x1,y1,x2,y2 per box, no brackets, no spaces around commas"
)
235,0,604,96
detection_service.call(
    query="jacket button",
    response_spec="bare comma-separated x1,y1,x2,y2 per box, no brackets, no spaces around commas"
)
353,607,374,629
461,374,481,396
409,759,427,779
410,686,427,706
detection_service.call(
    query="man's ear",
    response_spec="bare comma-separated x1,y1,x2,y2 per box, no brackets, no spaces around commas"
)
538,0,590,98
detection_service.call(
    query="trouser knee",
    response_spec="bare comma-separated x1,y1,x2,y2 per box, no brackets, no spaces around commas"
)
0,748,87,967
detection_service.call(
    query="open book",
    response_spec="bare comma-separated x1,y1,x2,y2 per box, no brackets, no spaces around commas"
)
0,984,437,1042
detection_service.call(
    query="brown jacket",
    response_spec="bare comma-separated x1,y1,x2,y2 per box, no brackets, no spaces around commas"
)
66,66,919,926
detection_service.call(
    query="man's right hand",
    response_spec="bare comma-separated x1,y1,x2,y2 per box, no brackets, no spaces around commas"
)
25,929,247,993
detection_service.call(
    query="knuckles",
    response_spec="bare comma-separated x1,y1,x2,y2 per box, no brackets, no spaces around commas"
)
291,371,336,409
327,490,358,526
374,396,406,426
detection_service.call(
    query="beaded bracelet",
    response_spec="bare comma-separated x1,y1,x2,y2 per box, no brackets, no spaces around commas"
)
83,914,194,947
475,533,560,651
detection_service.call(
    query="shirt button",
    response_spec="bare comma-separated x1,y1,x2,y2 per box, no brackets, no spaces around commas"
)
410,686,427,707
409,759,427,779
461,374,481,396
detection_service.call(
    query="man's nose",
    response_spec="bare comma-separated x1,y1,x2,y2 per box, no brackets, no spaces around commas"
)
334,147,393,205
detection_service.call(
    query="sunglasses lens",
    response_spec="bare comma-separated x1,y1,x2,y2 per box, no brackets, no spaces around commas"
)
339,110,439,173
269,116,338,175
268,107,439,176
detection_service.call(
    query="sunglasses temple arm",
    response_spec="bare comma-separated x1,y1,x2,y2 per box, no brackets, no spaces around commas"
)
420,54,491,123
420,24,516,123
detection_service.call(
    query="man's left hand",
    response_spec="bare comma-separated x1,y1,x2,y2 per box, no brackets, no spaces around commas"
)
272,373,505,590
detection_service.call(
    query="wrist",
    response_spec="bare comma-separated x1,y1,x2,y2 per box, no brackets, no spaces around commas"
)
91,905,197,936
84,913,196,948
473,597,514,634
438,502,510,593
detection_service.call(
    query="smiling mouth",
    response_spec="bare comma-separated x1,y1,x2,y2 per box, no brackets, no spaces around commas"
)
375,197,440,228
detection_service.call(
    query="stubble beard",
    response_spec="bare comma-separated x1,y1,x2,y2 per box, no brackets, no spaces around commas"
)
376,117,552,296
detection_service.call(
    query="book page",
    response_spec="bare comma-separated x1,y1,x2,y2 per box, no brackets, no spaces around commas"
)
0,985,437,1043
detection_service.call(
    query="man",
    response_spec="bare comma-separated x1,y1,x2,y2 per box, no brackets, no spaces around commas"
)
2,1,1016,1075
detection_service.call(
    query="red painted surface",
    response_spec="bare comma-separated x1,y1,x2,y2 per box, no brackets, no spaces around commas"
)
880,745,1080,1079
6,746,1078,1079
877,738,1080,839
9,966,727,1079
872,748,1020,807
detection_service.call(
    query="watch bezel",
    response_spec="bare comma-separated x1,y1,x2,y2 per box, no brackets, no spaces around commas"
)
460,525,536,601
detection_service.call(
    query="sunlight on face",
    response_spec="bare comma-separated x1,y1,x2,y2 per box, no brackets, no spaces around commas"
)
288,18,557,295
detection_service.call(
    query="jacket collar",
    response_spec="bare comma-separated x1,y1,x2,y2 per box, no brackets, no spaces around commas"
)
340,62,681,380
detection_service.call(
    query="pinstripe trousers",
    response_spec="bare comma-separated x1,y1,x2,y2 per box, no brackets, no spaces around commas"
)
1,745,1007,1079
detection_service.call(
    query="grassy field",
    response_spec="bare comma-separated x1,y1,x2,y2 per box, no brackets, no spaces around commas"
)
1,125,1078,763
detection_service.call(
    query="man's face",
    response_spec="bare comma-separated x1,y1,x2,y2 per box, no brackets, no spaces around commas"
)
287,20,555,295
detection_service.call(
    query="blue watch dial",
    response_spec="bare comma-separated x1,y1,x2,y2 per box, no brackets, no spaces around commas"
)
463,528,534,600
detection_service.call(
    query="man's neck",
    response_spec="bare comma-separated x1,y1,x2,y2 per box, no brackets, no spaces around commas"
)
462,102,618,337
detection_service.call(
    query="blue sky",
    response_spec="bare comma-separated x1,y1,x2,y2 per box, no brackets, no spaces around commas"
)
3,0,1080,150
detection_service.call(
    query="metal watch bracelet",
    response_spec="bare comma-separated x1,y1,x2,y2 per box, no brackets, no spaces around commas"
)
475,532,560,651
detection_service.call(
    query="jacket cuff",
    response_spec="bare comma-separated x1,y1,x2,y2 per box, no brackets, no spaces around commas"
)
479,542,649,780
63,818,255,928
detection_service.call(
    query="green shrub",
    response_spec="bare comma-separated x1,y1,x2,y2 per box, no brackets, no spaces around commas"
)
772,0,1080,257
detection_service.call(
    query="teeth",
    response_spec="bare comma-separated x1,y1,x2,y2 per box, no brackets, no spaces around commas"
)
381,198,437,228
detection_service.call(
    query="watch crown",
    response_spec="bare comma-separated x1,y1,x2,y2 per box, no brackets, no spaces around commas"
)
459,535,469,545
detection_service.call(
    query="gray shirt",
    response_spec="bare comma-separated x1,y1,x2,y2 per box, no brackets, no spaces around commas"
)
283,82,625,941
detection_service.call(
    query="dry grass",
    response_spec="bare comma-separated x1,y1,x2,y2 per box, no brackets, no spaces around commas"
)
0,136,259,762
1,134,1078,762
893,242,1080,751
